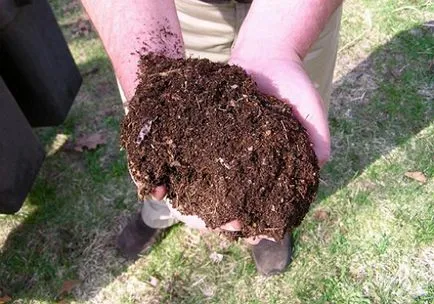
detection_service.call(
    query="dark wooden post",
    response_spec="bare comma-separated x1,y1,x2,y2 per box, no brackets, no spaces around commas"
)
0,0,82,127
0,77,45,214
0,0,82,213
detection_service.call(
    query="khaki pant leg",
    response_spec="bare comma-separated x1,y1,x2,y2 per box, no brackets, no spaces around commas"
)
141,197,179,229
177,0,342,112
232,3,342,112
303,6,342,111
175,0,236,62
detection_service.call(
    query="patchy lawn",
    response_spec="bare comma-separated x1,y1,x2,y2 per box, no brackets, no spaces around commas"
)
0,0,433,303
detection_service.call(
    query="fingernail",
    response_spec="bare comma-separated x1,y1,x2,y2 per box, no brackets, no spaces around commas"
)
151,185,167,200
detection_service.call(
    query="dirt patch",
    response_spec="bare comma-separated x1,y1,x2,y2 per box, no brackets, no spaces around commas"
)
120,53,319,240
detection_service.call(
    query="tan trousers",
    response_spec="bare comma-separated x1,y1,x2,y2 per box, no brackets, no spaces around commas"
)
129,0,343,228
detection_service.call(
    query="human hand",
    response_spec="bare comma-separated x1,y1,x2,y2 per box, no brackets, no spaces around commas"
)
223,51,331,244
229,53,331,166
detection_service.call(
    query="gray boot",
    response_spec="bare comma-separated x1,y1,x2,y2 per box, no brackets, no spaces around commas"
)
251,233,293,276
117,212,163,259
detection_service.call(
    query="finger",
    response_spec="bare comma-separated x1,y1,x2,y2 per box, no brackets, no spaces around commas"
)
244,235,276,245
220,220,242,231
150,185,167,200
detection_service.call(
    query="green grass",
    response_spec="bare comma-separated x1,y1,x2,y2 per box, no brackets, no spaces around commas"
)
0,0,433,303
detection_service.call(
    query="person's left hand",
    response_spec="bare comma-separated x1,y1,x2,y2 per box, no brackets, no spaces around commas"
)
228,54,330,166
224,51,331,244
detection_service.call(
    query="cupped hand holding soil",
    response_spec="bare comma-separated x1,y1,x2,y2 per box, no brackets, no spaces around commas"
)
121,53,320,241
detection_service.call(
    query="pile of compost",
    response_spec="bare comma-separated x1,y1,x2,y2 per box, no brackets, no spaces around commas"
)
120,53,319,240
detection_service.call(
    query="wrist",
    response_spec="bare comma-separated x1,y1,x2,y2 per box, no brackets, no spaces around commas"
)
232,0,343,61
81,0,183,100
231,41,302,66
229,49,303,87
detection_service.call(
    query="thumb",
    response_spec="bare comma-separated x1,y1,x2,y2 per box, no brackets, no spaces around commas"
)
220,220,242,231
150,185,167,200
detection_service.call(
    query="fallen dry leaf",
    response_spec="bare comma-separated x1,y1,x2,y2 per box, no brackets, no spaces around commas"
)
404,171,427,184
60,280,80,294
0,295,11,304
56,280,80,301
65,132,107,152
313,209,329,221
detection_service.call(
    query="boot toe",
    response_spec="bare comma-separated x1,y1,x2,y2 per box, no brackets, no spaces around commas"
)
116,213,161,259
251,234,293,276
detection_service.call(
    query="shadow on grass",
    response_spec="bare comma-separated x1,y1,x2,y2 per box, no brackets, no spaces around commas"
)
319,23,432,198
0,25,432,302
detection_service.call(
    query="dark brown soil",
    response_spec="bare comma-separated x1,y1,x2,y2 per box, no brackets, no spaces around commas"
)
120,53,319,240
